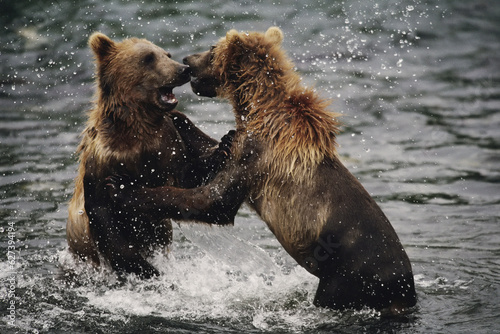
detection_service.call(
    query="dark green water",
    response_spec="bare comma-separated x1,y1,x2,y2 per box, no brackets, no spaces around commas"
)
1,0,499,332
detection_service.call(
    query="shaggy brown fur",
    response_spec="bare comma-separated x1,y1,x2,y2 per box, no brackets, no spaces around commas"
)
109,27,417,312
67,33,232,278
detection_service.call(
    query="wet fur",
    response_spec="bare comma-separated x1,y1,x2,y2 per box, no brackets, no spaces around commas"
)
67,33,229,278
109,27,417,311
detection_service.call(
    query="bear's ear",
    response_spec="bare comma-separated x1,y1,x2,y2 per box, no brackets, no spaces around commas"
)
264,26,283,46
89,32,116,61
225,29,242,46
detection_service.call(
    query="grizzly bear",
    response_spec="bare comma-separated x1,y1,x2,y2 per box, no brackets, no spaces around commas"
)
108,27,417,313
66,32,233,278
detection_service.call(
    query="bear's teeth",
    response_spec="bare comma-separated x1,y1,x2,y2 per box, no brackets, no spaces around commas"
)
161,93,177,104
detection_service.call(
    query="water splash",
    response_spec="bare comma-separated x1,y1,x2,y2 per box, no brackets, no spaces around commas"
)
53,225,372,332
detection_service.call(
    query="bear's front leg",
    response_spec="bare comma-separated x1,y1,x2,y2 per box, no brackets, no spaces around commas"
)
198,130,236,181
169,109,218,154
106,163,248,225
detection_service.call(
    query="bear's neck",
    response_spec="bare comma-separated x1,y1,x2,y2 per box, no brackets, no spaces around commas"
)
97,101,165,141
228,68,304,129
230,85,288,130
231,82,341,166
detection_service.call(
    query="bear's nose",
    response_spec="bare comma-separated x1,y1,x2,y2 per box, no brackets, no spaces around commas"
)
178,64,191,76
182,57,189,65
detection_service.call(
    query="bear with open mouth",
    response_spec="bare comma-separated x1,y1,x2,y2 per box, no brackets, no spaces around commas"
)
108,27,417,314
67,33,233,278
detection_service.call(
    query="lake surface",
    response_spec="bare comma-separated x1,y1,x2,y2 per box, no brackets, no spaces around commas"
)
1,0,499,333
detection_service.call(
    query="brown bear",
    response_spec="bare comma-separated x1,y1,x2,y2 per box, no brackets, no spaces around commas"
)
108,27,417,313
67,32,233,278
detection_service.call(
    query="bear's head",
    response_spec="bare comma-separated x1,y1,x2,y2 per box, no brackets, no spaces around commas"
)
183,27,294,101
89,33,190,112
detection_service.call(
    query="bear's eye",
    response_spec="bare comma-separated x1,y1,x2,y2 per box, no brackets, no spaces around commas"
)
143,53,156,65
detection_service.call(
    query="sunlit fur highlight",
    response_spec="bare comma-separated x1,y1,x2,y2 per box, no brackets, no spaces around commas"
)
212,28,341,183
176,28,416,311
67,33,180,262
208,27,341,248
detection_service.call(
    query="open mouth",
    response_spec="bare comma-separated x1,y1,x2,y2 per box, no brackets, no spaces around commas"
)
158,87,178,108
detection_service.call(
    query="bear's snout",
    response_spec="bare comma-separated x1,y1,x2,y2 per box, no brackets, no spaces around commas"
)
177,64,191,76
172,64,191,85
182,54,201,73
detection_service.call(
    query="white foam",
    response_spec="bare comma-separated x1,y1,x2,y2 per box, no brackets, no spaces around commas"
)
55,224,339,331
55,224,386,331
414,274,472,291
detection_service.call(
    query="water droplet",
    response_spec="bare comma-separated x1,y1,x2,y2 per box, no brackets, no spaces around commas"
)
120,184,125,189
78,210,84,216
